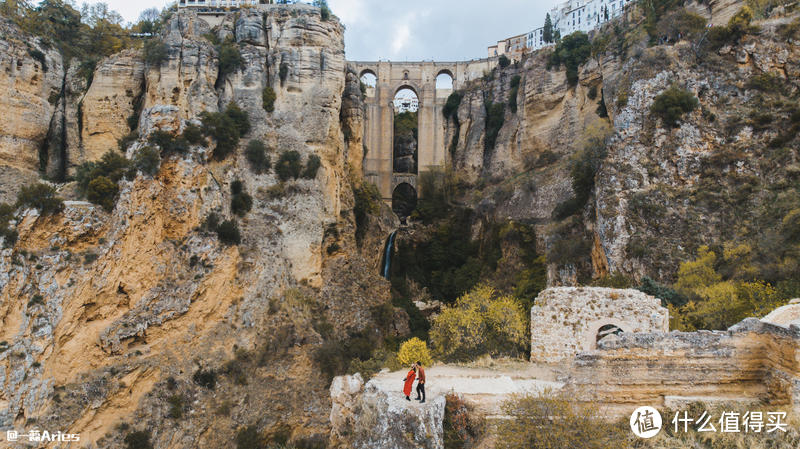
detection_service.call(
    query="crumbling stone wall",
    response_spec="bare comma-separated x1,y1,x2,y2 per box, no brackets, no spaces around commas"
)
564,319,800,416
530,287,669,363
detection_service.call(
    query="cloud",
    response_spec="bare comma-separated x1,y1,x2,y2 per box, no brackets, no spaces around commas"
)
330,0,562,61
390,22,411,58
105,0,563,61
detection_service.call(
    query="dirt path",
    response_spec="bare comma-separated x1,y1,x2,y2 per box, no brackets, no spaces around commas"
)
369,361,565,416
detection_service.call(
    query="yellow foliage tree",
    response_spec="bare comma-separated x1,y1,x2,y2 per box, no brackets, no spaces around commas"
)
673,245,786,331
675,246,721,294
430,284,526,362
397,337,432,368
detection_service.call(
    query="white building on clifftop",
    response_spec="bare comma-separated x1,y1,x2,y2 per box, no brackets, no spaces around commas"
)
177,0,273,8
489,0,633,57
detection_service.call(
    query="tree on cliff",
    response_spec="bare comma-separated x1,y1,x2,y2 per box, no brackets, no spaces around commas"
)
547,31,591,86
543,13,553,44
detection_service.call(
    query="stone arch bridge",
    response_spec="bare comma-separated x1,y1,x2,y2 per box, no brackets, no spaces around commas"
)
350,60,496,202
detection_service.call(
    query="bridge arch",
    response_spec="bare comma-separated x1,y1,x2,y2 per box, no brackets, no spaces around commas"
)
353,59,498,204
391,182,417,218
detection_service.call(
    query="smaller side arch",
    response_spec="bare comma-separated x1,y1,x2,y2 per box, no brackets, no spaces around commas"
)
358,68,378,83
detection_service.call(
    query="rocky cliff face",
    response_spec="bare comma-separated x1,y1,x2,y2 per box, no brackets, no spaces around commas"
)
0,6,395,448
0,19,63,199
444,1,800,285
330,374,446,449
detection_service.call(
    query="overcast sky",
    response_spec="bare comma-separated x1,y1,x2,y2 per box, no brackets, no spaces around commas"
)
102,0,561,60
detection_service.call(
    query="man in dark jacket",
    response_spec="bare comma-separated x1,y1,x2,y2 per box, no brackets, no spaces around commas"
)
415,361,426,403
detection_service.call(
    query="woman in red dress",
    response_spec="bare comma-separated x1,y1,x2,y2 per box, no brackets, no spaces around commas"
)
402,364,417,401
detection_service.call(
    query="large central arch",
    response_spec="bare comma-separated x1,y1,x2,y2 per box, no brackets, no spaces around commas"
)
351,59,497,202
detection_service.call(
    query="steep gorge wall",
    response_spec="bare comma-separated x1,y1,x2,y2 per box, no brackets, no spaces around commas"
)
444,1,800,285
0,6,393,448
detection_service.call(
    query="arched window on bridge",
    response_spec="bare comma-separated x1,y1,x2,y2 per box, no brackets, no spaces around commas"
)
359,70,377,97
393,87,419,174
436,71,454,90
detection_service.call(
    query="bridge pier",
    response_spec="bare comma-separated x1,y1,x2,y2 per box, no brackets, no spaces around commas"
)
351,59,497,204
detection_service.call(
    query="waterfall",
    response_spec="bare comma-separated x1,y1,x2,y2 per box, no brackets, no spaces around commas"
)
381,231,398,279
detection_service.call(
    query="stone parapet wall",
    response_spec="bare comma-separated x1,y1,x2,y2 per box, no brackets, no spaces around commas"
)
565,318,800,416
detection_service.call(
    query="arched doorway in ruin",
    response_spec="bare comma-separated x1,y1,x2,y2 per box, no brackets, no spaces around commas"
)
595,324,624,345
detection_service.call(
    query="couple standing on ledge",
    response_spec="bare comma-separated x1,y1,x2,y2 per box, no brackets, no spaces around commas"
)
402,362,426,403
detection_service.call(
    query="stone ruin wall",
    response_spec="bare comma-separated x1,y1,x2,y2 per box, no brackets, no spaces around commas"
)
530,287,670,363
563,319,800,417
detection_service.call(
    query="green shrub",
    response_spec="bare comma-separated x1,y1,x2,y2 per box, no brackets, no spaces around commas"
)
443,92,463,120
192,369,216,389
0,203,18,247
484,102,505,151
547,234,591,266
275,150,303,181
498,54,511,68
216,219,241,245
118,131,139,151
83,252,99,264
638,276,688,307
148,130,189,155
509,75,521,114
87,176,119,212
245,140,271,173
706,6,757,48
262,85,276,112
133,146,161,176
124,430,153,449
651,85,699,128
28,48,48,72
182,123,204,145
167,394,184,419
783,209,800,243
302,154,322,179
587,85,598,100
314,0,331,21
236,425,264,449
217,39,243,77
747,72,785,94
230,180,253,217
655,8,707,42
777,17,800,41
75,151,131,210
202,212,221,233
314,332,375,383
547,32,591,86
552,197,584,220
200,103,251,159
353,181,381,244
553,137,607,220
16,183,63,215
143,39,168,66
225,103,251,136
